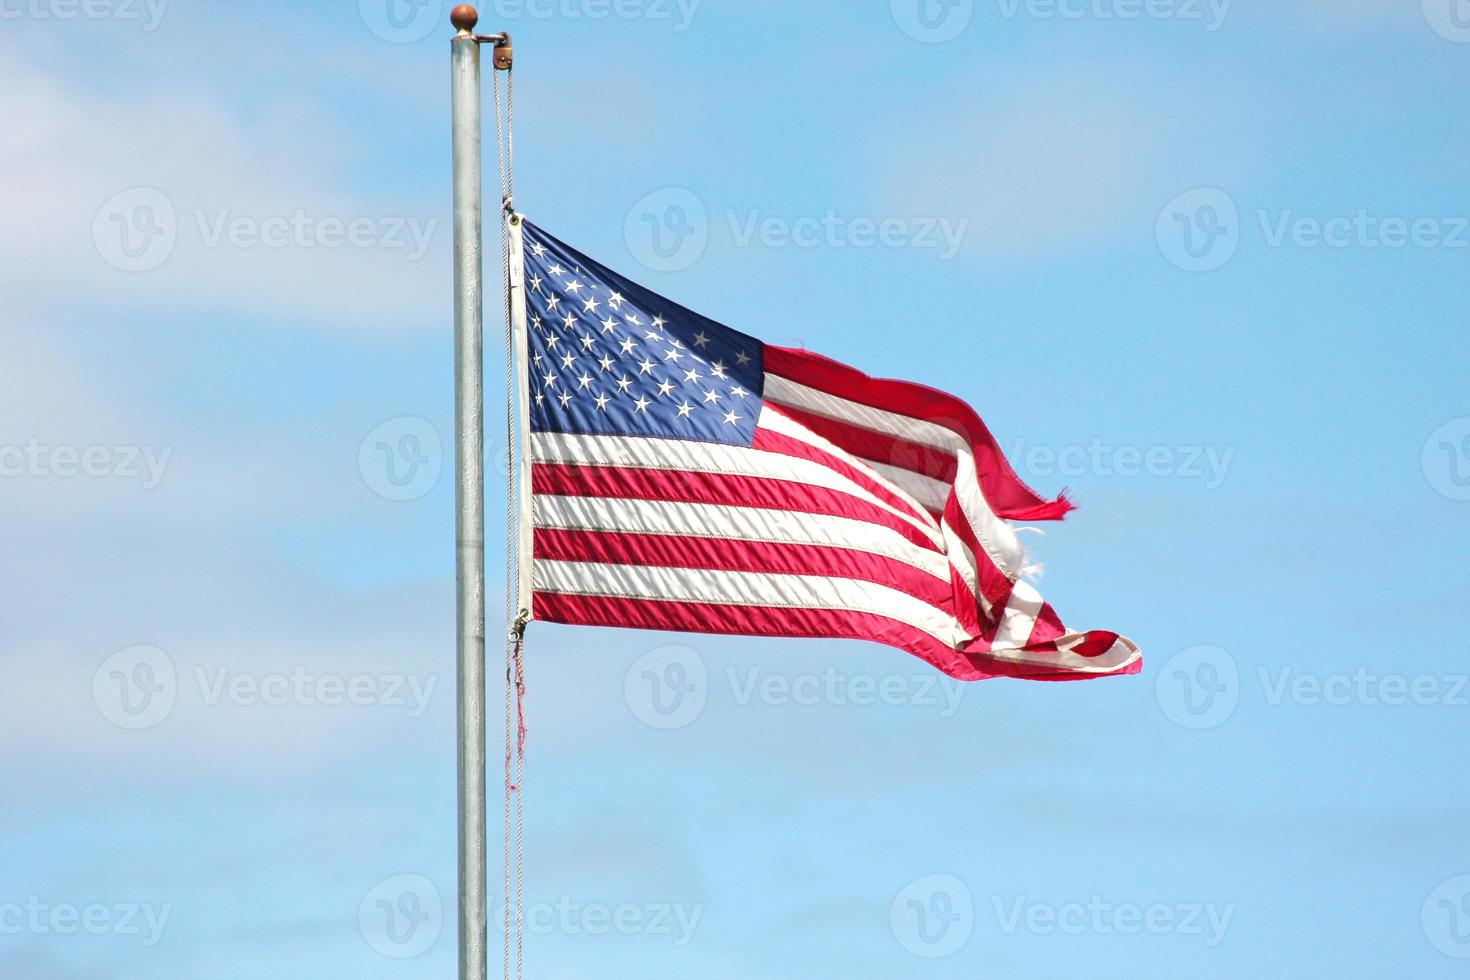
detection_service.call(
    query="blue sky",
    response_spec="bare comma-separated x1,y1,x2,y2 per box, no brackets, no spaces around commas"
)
3,0,1469,976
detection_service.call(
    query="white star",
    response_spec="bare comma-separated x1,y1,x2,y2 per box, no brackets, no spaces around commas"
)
565,279,584,294
529,273,543,292
598,354,615,372
529,242,547,258
532,352,543,366
560,352,575,369
593,392,610,410
625,313,642,327
682,368,702,384
580,334,596,351
692,331,710,349
652,314,666,330
633,396,651,413
547,263,565,277
730,386,748,399
663,348,684,362
637,358,656,375
545,334,560,349
577,372,594,389
615,375,633,393
562,313,578,330
542,372,557,388
722,410,742,425
619,338,637,355
643,330,662,342
583,296,600,314
676,400,695,418
735,350,751,366
600,316,618,334
710,361,728,379
657,379,675,397
669,338,684,349
534,392,545,406
545,294,561,311
531,314,542,329
607,291,624,309
557,391,572,408
703,389,722,404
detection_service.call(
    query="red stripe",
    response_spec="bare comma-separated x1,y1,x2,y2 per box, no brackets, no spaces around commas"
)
942,496,1017,612
946,564,986,638
763,401,959,484
752,421,936,528
533,592,1138,682
532,462,941,554
1027,600,1067,646
764,345,1074,522
534,529,954,609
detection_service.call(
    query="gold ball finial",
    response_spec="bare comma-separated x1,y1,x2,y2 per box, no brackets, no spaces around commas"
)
450,4,479,32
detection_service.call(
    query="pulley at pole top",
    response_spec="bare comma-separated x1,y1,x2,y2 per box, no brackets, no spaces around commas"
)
451,4,514,70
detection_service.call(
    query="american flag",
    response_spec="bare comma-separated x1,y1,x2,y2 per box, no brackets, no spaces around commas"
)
516,219,1139,681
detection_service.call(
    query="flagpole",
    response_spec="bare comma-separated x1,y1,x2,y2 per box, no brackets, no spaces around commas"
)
450,6,488,980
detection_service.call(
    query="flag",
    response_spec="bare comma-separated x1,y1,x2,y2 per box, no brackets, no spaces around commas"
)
513,218,1140,681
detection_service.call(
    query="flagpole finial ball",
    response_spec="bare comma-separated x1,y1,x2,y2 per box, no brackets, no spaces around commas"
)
450,4,478,32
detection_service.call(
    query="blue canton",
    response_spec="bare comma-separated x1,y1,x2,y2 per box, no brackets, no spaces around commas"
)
521,220,764,447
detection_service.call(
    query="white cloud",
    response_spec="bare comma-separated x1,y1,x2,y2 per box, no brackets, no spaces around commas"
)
0,41,445,332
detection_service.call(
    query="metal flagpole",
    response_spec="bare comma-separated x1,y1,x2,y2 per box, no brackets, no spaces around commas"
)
451,6,487,980
452,6,514,979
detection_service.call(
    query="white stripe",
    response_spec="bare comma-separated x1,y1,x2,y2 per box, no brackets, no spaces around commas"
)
1054,633,1141,673
766,406,987,618
765,374,1025,577
764,373,960,453
533,494,952,582
535,559,967,649
531,427,944,548
952,459,1024,576
939,518,992,620
757,406,938,527
859,457,950,513
994,578,1044,648
767,390,1083,650
534,559,1138,674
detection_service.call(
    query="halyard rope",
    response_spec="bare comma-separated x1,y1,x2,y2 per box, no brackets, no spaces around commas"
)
492,60,525,980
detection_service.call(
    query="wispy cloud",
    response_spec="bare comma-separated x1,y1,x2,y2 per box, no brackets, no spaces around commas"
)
0,40,444,332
